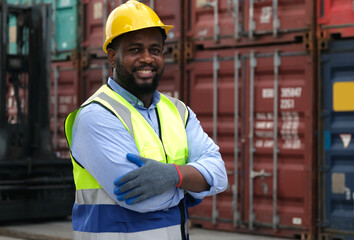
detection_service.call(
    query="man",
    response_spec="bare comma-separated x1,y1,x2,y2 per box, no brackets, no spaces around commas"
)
64,1,228,239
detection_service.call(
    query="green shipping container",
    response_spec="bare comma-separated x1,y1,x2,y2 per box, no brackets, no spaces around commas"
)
7,0,79,61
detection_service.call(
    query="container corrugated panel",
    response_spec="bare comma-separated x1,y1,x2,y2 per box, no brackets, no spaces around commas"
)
82,58,112,100
187,43,316,238
81,0,111,58
6,0,79,61
318,0,354,38
187,0,313,49
51,61,80,158
53,0,79,61
319,39,354,240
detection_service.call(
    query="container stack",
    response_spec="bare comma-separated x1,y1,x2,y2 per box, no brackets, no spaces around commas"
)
317,0,354,239
49,0,81,159
185,0,318,239
4,0,354,239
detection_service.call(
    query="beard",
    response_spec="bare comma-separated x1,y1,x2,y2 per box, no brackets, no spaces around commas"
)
114,60,164,96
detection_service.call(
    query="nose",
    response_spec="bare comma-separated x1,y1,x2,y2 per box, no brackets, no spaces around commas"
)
139,49,153,64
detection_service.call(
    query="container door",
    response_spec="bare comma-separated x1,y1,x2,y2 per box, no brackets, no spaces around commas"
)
187,43,316,238
243,44,316,238
51,61,80,158
320,39,354,239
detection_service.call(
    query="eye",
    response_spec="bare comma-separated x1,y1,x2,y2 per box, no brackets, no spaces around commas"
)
129,48,140,53
151,48,161,54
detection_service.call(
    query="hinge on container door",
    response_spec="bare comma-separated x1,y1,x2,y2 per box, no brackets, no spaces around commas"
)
184,39,194,61
302,31,313,52
318,29,329,51
72,50,80,69
81,51,89,68
301,232,314,240
170,42,181,63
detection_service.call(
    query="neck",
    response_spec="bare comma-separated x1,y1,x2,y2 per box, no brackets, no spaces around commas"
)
138,94,154,108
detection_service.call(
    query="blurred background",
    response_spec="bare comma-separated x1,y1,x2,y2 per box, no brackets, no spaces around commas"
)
0,0,354,239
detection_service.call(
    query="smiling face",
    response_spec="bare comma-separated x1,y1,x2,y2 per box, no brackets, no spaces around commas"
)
108,28,165,104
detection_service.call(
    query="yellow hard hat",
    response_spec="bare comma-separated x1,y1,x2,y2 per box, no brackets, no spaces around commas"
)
103,0,173,53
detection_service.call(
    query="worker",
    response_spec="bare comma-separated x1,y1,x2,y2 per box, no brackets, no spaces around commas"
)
64,0,228,239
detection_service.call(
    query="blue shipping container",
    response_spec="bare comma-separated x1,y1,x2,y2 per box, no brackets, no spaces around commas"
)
321,39,354,240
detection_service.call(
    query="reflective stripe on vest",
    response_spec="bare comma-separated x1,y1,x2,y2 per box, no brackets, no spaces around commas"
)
73,225,183,240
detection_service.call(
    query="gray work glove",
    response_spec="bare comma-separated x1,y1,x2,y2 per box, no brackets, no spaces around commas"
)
113,153,182,204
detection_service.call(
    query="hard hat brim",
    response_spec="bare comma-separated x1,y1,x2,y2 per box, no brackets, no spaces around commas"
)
103,25,173,54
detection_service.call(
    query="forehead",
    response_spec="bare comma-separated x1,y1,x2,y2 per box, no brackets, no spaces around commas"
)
119,28,164,46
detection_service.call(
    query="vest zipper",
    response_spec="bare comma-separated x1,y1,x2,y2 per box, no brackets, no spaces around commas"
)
155,108,168,163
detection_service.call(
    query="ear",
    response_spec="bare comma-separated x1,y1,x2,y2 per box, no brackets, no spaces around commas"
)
107,48,117,68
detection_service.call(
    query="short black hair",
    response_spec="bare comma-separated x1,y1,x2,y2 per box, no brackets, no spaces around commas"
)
106,27,167,51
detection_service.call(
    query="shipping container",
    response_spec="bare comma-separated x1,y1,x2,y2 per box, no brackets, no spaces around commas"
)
81,0,111,58
51,61,80,158
318,0,354,39
187,0,314,49
82,57,112,100
6,0,80,61
187,43,317,239
319,39,354,240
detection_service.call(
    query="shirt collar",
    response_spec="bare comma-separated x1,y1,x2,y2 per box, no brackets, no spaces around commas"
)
107,77,161,109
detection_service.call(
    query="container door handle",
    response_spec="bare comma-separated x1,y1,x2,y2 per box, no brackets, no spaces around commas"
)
250,169,272,179
273,50,281,231
212,53,220,226
233,52,241,227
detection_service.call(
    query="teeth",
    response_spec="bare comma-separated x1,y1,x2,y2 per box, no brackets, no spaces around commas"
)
137,70,152,74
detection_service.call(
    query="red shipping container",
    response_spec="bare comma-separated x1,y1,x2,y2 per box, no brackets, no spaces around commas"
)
187,0,314,49
51,61,80,159
82,58,112,100
317,0,354,38
82,0,112,58
187,43,317,238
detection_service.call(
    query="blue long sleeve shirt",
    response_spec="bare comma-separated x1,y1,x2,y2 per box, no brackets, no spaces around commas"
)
71,77,228,213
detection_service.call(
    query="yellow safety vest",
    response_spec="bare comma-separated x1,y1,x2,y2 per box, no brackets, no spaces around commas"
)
64,84,189,240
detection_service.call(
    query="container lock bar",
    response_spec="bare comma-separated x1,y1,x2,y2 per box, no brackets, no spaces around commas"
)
212,53,219,226
273,0,280,37
233,0,240,40
248,50,256,230
233,52,241,228
273,50,281,232
248,0,255,39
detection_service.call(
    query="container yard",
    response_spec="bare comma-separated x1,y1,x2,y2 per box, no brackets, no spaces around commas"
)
1,0,354,239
